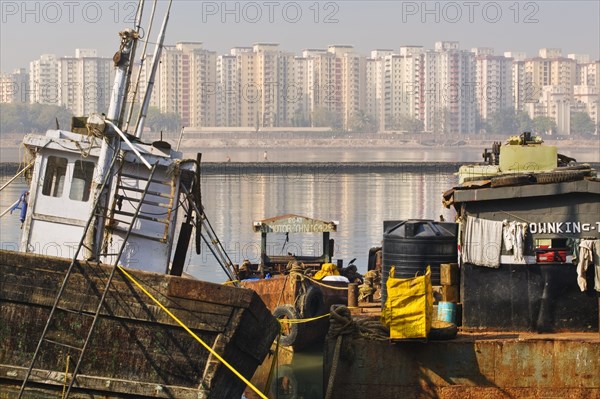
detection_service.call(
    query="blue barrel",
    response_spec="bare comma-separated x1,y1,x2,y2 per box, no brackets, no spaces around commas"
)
437,301,457,323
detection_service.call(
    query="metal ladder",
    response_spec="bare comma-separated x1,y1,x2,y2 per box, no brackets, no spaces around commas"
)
105,163,176,245
18,162,159,399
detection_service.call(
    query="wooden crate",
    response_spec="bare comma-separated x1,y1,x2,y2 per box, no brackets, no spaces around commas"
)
440,263,459,286
442,285,460,303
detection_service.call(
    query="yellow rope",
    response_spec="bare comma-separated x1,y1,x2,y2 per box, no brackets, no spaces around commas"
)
290,272,350,291
277,306,361,325
61,354,70,399
117,266,268,399
278,312,331,324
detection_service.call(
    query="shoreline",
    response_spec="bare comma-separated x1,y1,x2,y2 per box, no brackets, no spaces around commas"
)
2,134,598,163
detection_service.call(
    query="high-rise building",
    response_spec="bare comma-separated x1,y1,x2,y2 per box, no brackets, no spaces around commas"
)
0,68,29,103
150,42,217,129
29,54,60,105
423,42,476,135
366,47,423,131
524,49,577,100
303,48,338,127
474,52,513,122
58,49,114,116
29,50,113,115
573,85,599,134
526,85,571,135
365,50,393,130
328,45,366,130
216,54,239,127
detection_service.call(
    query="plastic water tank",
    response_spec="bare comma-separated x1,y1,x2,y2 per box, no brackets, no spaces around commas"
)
381,220,458,306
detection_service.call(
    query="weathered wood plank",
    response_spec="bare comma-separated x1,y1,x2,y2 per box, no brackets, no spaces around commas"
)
0,250,280,399
167,277,255,308
0,365,201,399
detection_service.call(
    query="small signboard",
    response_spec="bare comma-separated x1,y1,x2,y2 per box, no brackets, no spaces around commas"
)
253,214,338,233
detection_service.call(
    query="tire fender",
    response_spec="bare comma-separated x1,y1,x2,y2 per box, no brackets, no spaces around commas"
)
272,305,299,347
298,285,324,318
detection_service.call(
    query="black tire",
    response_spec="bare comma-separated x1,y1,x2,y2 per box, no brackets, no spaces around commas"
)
273,364,298,399
273,305,299,347
554,163,590,171
534,170,590,184
298,286,324,318
428,321,458,340
490,174,534,188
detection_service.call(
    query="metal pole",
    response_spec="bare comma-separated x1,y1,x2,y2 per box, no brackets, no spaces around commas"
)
124,0,158,132
134,0,173,139
0,161,34,193
0,199,20,219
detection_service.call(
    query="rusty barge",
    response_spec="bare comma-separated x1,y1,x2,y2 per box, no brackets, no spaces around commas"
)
0,2,279,398
324,133,600,398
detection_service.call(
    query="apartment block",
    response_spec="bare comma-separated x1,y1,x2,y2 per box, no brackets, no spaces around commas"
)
0,68,29,103
525,85,571,135
149,42,217,129
474,52,513,121
29,54,60,105
422,41,476,135
58,49,114,116
216,54,239,127
11,41,597,135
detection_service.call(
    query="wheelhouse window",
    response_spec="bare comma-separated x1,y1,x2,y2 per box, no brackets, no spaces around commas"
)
42,156,67,197
69,160,95,202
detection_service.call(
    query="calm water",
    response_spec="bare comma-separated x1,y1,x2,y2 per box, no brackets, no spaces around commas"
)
0,163,458,281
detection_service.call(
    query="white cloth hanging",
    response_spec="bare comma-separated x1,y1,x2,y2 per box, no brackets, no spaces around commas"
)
501,220,527,264
463,216,503,268
577,239,600,292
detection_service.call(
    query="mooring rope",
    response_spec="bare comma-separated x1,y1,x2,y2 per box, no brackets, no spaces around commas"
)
117,266,269,399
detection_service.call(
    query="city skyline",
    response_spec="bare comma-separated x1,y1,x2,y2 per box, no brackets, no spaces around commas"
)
1,1,598,72
3,39,598,136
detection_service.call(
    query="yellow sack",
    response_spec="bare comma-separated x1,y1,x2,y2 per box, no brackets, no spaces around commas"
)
381,266,433,340
313,263,340,280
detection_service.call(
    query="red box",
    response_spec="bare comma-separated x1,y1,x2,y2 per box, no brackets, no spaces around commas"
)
536,249,567,263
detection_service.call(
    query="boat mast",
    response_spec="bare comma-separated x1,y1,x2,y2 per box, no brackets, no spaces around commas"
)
117,0,146,129
84,1,144,259
124,0,159,133
134,0,173,139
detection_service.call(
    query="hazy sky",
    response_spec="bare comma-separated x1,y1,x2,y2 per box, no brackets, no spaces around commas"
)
1,0,599,72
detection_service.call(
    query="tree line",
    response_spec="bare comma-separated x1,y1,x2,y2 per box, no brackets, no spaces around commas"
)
0,104,180,134
1,103,596,136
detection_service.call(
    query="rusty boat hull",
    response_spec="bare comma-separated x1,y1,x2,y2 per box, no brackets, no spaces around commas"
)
324,332,600,399
0,250,279,399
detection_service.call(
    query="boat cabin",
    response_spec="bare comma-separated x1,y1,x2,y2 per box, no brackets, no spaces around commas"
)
19,121,196,274
251,214,338,275
444,134,600,332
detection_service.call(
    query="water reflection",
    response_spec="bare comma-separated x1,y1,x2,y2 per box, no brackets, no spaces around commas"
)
1,164,458,282
193,166,457,283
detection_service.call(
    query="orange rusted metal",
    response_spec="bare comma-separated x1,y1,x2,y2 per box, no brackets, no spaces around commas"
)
324,331,600,399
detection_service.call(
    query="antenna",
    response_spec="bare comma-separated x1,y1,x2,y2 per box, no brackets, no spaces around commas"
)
134,0,173,139
124,0,159,133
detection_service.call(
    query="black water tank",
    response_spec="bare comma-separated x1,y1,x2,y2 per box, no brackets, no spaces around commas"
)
381,220,458,306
